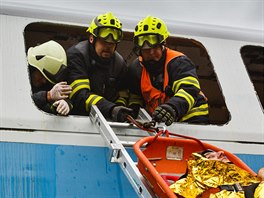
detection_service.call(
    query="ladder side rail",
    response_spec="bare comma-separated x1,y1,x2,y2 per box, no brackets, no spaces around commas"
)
90,105,155,198
138,108,152,121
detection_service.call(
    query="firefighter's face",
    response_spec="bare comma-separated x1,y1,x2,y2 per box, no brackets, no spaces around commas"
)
31,69,47,87
90,35,116,59
141,45,163,62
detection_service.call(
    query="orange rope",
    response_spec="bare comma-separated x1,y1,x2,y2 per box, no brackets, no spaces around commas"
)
126,115,158,133
126,115,206,150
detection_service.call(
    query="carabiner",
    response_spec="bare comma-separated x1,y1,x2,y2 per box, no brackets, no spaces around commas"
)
143,120,156,129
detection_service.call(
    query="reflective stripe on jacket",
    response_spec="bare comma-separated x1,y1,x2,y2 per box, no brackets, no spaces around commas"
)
67,40,128,117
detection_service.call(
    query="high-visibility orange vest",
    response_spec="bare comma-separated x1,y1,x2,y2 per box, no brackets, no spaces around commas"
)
140,48,183,113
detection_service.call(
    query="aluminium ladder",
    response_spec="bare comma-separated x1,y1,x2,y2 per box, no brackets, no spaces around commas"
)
90,105,155,198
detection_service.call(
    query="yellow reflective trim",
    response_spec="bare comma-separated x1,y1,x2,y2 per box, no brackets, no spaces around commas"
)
172,76,200,93
85,94,103,112
180,104,209,122
128,99,144,106
70,79,89,88
128,93,144,106
70,84,90,99
174,89,195,111
69,79,90,99
115,97,127,105
128,101,143,106
71,82,90,91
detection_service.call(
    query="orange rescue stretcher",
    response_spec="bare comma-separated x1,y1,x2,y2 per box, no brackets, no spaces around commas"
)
133,130,256,198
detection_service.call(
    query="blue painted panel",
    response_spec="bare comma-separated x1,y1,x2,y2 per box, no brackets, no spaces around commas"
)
0,142,56,198
236,154,264,173
55,146,136,198
0,142,137,198
0,142,263,198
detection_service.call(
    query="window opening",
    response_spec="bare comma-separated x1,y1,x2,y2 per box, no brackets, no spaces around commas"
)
241,45,264,110
24,22,229,124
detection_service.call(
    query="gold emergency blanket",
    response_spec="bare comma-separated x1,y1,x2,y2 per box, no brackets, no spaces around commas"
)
254,182,264,198
169,153,260,198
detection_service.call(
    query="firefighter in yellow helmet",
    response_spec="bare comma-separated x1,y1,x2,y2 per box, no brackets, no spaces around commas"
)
66,12,133,121
27,40,72,115
127,16,209,125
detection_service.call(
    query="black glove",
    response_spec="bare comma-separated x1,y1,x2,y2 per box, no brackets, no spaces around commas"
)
111,106,134,122
152,104,177,126
128,104,141,119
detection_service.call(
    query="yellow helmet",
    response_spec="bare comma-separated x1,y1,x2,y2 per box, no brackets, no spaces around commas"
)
87,12,123,43
27,40,67,84
134,16,170,49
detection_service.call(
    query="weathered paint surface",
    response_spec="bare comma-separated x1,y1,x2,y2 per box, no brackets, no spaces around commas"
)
0,142,137,198
1,142,263,198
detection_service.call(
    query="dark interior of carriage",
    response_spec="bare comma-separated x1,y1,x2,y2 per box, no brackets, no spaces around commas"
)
24,22,264,125
241,46,264,109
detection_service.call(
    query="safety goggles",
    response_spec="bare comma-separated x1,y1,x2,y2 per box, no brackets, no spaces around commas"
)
135,34,162,49
96,27,123,43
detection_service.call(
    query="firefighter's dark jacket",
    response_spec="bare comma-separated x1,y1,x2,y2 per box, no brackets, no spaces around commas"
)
66,40,128,118
128,47,209,123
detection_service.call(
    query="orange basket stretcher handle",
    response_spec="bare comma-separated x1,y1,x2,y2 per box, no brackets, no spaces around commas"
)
133,136,178,198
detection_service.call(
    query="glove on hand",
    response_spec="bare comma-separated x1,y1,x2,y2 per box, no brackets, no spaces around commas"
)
111,106,134,122
152,104,176,126
129,104,141,119
49,82,72,101
53,100,70,116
